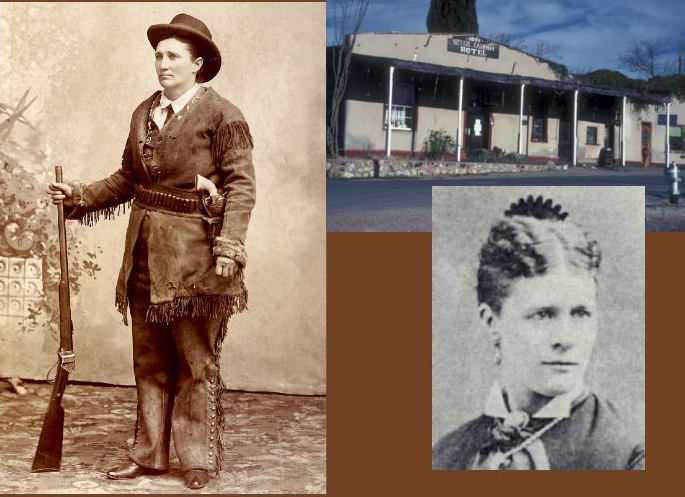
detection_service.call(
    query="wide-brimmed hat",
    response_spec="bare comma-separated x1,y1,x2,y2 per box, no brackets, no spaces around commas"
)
147,13,221,82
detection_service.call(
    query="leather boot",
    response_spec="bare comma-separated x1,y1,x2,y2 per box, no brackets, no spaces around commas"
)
184,469,209,489
107,460,165,480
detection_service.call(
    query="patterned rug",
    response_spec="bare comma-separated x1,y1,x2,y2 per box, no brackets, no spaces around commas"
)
0,381,326,494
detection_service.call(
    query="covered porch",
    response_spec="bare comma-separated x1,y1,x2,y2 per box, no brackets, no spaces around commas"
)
344,54,671,165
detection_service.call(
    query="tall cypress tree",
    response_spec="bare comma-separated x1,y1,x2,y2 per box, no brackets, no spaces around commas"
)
426,0,479,34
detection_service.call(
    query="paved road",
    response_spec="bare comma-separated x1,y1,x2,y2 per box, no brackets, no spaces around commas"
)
327,168,684,232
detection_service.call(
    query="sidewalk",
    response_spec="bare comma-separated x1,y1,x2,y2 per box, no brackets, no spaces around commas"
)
646,202,685,232
645,171,685,231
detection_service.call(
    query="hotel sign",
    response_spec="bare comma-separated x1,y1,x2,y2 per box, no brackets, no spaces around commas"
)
447,36,499,59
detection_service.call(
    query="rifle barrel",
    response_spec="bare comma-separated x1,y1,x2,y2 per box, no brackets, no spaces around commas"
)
55,166,73,352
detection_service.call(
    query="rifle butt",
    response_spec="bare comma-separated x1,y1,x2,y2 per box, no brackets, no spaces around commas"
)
31,402,64,472
31,366,69,472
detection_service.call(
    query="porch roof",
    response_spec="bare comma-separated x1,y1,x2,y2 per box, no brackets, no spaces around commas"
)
352,53,671,105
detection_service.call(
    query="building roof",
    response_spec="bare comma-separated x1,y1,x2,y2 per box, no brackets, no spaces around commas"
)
349,32,552,63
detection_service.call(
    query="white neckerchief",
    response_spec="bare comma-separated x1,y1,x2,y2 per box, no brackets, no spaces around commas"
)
483,380,586,419
152,83,200,130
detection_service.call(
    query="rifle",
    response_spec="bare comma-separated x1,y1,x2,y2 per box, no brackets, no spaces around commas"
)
31,165,75,472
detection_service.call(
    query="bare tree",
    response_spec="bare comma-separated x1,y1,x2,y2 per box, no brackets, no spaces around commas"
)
327,0,369,158
533,40,563,60
487,34,562,60
619,39,671,78
488,32,527,51
568,65,594,76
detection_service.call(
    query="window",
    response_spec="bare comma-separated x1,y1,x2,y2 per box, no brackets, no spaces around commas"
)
384,104,413,130
658,114,678,126
670,125,684,151
384,82,415,130
586,126,598,145
531,116,546,142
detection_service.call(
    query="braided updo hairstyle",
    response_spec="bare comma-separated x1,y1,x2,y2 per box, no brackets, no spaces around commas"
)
477,195,602,315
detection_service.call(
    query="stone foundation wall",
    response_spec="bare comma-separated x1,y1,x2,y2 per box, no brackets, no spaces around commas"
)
326,159,564,179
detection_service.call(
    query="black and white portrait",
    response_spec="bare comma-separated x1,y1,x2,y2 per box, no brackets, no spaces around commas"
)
432,186,645,470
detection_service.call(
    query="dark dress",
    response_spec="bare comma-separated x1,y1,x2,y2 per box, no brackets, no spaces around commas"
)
432,393,645,470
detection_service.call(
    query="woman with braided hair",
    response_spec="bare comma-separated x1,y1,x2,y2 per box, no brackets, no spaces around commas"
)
432,194,645,470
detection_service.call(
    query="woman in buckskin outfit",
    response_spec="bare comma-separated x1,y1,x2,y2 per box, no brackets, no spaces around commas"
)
432,196,645,470
47,14,255,489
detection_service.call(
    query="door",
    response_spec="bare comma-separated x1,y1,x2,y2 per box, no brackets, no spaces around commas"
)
641,122,651,166
465,113,487,153
604,124,615,149
558,119,572,162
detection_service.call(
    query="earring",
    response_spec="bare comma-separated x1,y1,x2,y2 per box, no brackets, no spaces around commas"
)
493,339,502,365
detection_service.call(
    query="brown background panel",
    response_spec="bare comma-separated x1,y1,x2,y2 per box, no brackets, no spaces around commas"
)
328,232,680,493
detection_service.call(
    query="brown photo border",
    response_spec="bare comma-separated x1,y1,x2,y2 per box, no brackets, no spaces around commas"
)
326,231,678,493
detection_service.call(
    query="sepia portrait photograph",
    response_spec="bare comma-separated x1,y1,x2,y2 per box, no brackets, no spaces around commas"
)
0,2,325,493
432,186,645,470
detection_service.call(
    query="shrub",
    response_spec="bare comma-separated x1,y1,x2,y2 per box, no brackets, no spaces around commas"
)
423,129,456,160
464,147,531,164
468,148,497,163
503,152,529,164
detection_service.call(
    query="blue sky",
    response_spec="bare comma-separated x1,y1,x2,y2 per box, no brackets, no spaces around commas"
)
326,0,684,78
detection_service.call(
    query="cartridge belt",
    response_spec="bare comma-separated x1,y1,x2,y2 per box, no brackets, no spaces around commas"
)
133,184,204,214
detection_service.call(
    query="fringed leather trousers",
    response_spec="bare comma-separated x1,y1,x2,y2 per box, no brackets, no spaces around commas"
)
127,212,226,474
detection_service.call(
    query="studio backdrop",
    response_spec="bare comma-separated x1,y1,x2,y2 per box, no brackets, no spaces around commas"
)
0,2,325,395
432,186,645,445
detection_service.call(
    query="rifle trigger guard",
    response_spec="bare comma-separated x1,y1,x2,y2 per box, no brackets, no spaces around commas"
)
59,350,76,373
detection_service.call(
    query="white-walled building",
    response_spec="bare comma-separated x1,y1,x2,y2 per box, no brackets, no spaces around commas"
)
329,33,684,166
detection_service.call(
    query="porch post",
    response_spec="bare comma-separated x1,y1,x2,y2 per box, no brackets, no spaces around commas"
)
456,76,464,161
666,102,671,166
621,96,626,166
517,83,525,154
572,90,578,166
385,65,395,157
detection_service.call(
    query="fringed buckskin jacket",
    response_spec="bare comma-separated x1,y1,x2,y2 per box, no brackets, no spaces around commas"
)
66,87,255,325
